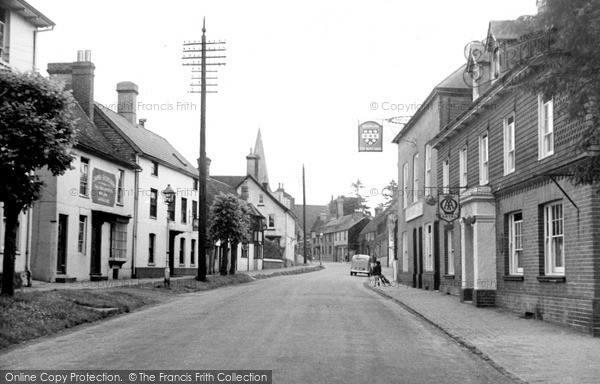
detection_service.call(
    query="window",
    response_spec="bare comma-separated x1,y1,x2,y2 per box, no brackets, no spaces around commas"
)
479,133,489,185
424,145,432,196
412,153,419,203
539,94,554,159
192,200,198,222
148,234,156,264
402,163,408,208
504,114,516,175
493,48,501,79
181,197,187,224
151,161,159,176
193,179,198,191
508,212,523,275
150,189,158,218
459,147,468,191
79,157,89,196
78,215,87,254
446,229,454,275
117,169,125,205
402,232,408,272
544,202,564,275
241,244,248,258
268,214,275,228
259,194,264,205
190,239,196,265
424,223,433,271
442,159,450,194
179,238,186,265
110,222,127,261
0,8,7,62
167,197,176,221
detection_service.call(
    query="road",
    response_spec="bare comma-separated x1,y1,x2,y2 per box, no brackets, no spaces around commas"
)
1,263,516,383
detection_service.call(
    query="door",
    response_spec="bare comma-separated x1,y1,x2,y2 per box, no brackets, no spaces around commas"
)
56,214,68,274
433,221,440,290
168,231,176,275
90,216,102,275
418,226,423,289
412,228,417,288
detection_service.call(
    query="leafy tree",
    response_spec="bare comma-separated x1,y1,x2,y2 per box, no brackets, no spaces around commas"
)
382,179,398,207
0,71,77,297
517,0,600,185
208,193,251,275
350,179,370,214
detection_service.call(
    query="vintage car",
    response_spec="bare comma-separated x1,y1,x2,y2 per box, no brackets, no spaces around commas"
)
350,254,371,276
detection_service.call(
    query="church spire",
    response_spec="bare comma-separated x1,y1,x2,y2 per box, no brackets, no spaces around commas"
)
253,128,270,191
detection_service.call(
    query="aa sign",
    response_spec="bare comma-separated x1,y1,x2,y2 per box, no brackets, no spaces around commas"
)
358,121,383,152
438,193,460,223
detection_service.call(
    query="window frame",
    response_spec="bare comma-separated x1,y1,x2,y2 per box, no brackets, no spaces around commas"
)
424,145,432,196
412,153,419,203
402,163,409,208
78,215,87,254
479,133,489,185
117,169,125,205
402,231,408,272
79,157,90,197
446,229,454,275
148,233,156,265
544,201,564,276
504,114,516,175
179,237,186,266
181,197,187,224
442,158,450,194
150,188,158,219
538,94,554,159
268,214,275,228
459,147,468,191
190,239,196,266
151,161,159,176
508,211,523,275
424,223,433,271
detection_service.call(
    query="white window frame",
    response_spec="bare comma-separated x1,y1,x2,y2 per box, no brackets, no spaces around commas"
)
424,145,432,196
442,159,450,194
402,231,408,272
402,163,408,208
79,157,89,196
508,212,523,275
117,169,125,205
268,214,275,228
504,114,516,175
412,153,419,203
544,202,564,275
538,94,554,159
447,229,454,275
148,233,155,265
459,147,468,192
479,133,489,185
424,223,433,271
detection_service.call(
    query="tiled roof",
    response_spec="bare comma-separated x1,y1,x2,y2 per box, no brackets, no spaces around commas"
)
72,104,137,169
95,103,198,177
206,177,238,206
319,213,370,234
211,175,246,188
295,204,329,232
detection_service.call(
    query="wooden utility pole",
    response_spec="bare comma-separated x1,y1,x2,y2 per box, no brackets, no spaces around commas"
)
303,164,307,265
182,19,225,281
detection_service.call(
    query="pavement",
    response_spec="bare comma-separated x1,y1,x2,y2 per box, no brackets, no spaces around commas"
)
370,264,600,384
16,262,322,292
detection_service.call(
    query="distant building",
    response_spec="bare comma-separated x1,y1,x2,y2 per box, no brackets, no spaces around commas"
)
313,213,370,262
359,203,398,267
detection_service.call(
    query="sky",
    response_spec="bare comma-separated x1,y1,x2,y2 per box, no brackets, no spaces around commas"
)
29,0,537,209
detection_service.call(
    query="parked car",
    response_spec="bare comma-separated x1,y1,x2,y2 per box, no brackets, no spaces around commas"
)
350,254,371,276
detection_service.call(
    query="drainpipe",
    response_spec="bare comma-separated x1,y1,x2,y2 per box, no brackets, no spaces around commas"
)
131,168,141,278
25,206,33,286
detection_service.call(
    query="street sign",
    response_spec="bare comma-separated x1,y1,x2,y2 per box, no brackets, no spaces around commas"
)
438,193,460,223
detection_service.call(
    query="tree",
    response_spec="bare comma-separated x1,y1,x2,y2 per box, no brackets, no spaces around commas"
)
208,193,251,275
350,179,370,214
516,0,600,185
0,70,77,296
381,179,398,207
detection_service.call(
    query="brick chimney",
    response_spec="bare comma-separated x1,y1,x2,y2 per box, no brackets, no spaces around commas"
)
117,81,138,124
246,148,259,180
336,197,344,219
47,50,95,119
374,206,383,216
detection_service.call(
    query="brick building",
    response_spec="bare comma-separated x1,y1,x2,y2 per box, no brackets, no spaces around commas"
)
393,65,471,291
431,19,600,335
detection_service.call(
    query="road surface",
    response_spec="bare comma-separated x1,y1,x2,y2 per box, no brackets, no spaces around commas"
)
1,263,515,383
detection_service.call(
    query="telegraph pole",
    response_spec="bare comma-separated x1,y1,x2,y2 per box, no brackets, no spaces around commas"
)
303,164,307,265
182,18,225,281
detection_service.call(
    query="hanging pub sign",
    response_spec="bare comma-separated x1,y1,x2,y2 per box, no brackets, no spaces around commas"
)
91,168,117,207
358,121,383,152
438,193,460,223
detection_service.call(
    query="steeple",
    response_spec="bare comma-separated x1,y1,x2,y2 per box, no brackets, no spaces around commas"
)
253,128,270,191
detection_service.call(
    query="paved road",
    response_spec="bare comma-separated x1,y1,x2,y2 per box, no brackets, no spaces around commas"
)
1,263,516,383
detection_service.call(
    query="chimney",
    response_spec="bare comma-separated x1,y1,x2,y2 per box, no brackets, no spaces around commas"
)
117,81,138,124
374,206,383,216
319,212,329,223
241,180,249,201
47,62,74,90
246,148,259,179
138,118,146,127
336,197,344,219
72,51,95,119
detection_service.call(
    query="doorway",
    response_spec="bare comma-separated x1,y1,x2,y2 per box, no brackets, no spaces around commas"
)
56,214,68,274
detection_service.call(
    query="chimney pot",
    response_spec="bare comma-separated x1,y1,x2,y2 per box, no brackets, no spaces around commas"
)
138,118,146,127
84,50,91,62
77,50,84,62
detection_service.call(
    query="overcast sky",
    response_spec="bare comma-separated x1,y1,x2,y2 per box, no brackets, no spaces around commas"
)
30,0,537,208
